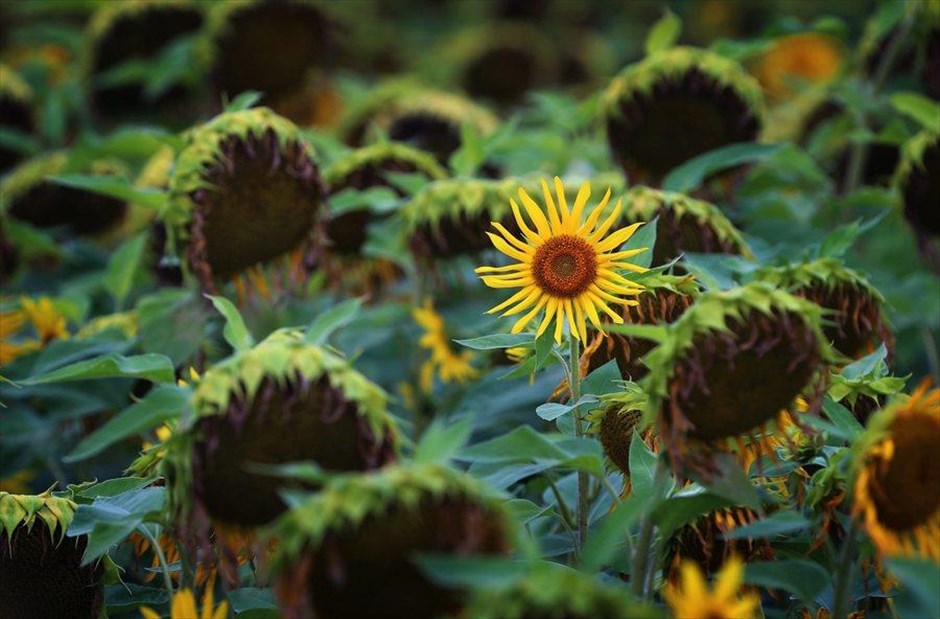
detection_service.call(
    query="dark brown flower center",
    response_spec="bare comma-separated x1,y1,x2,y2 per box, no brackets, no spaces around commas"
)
532,234,597,298
871,413,940,532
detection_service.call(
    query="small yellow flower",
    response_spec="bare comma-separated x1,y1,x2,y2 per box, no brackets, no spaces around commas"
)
477,178,646,344
412,299,478,391
664,556,761,619
20,297,69,343
140,583,227,619
0,308,38,366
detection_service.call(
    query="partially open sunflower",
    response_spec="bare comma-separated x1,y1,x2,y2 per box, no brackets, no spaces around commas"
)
167,329,398,564
625,186,752,265
644,283,832,476
341,83,499,166
164,107,327,292
756,258,894,362
85,0,204,123
1,151,128,238
202,0,333,106
0,490,104,619
852,382,940,561
603,47,764,186
463,564,659,619
0,63,35,171
270,463,511,619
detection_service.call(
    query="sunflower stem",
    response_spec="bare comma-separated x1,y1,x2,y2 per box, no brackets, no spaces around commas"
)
140,523,175,602
631,457,670,600
832,517,860,619
569,336,589,553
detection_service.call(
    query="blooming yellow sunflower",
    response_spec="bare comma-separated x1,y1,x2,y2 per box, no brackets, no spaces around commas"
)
664,556,761,619
477,178,647,344
853,381,940,561
141,583,227,619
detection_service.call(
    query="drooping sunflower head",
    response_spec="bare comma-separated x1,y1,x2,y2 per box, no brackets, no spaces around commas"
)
0,63,35,171
663,555,761,619
0,491,104,619
463,563,660,619
271,463,512,619
756,258,894,362
203,0,333,105
0,151,129,237
644,282,832,477
603,47,764,186
433,21,558,106
753,32,844,100
586,386,656,481
665,507,773,582
579,273,699,382
477,177,649,344
341,82,499,165
84,0,205,122
325,141,447,258
852,382,940,561
625,186,752,266
165,107,327,291
168,329,398,549
894,129,940,239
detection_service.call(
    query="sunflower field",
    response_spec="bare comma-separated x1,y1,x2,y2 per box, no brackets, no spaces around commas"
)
1,0,939,618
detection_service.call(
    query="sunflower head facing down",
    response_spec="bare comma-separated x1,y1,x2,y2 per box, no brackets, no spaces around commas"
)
477,178,648,344
852,381,940,561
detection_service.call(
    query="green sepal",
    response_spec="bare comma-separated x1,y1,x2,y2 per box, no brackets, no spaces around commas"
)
0,490,78,545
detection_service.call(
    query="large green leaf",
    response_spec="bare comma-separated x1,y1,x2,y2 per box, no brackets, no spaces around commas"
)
104,234,148,309
206,295,254,352
721,511,810,540
887,558,940,619
49,174,166,210
413,416,474,464
21,353,175,386
414,555,530,590
744,559,830,606
579,496,645,573
305,298,364,345
69,486,166,565
64,385,189,462
663,142,784,193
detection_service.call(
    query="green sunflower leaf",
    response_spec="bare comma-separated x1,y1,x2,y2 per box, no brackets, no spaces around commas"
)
645,9,682,56
20,353,175,386
206,294,254,352
744,559,829,607
662,142,784,193
48,174,166,211
456,333,533,350
305,297,364,345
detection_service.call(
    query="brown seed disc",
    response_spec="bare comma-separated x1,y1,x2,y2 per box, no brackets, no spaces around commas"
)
187,129,324,279
869,413,940,532
599,407,644,476
649,207,744,265
0,526,103,619
796,282,893,361
279,495,508,619
410,210,519,260
191,375,395,528
531,234,598,298
665,508,773,579
606,68,760,185
665,308,820,442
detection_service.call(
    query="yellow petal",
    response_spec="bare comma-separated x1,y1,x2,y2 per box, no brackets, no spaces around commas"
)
212,601,229,619
554,299,567,343
486,232,532,262
714,557,744,601
486,287,533,315
537,298,558,338
594,222,644,252
501,287,542,317
140,607,161,619
587,199,623,242
476,264,529,274
553,176,570,223
518,187,552,238
577,188,611,236
491,221,532,253
570,181,590,230
540,178,563,234
511,295,548,333
173,590,199,619
510,198,543,243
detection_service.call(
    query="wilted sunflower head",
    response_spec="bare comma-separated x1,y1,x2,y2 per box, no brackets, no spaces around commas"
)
0,490,104,619
204,0,333,104
586,386,655,481
644,282,832,477
0,63,35,171
852,382,940,561
434,21,558,106
85,0,204,122
463,563,660,619
325,142,446,258
168,329,398,548
341,83,499,165
603,47,764,186
894,129,940,239
165,107,326,291
271,463,511,619
753,32,844,100
665,507,773,581
756,258,894,362
0,151,128,237
625,187,752,266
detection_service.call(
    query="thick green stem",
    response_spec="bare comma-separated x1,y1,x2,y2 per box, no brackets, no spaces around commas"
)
832,518,860,619
630,458,670,600
569,336,589,553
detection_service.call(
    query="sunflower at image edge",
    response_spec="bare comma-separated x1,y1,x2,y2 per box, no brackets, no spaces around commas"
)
852,381,940,561
477,178,647,344
664,555,760,619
